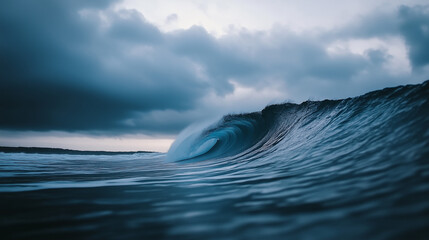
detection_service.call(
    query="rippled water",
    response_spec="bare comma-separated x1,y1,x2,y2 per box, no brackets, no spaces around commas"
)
1,81,429,239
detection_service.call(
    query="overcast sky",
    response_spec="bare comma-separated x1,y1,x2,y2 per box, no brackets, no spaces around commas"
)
1,0,428,151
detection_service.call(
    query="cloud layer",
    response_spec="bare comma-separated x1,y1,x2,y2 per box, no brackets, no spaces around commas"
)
1,0,428,135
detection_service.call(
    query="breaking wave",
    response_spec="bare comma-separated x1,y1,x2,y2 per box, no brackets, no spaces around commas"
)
168,80,429,164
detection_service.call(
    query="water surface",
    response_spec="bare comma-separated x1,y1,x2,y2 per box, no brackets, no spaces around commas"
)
1,81,429,239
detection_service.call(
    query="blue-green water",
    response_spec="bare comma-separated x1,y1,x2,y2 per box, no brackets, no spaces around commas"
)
1,81,429,239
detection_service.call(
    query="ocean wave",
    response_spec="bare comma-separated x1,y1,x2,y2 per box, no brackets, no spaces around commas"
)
168,80,429,163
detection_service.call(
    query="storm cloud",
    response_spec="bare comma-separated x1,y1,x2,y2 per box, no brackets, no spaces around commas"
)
0,0,428,135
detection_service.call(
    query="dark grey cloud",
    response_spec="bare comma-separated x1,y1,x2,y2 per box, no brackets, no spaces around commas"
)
398,5,429,69
107,9,163,43
168,26,259,94
0,1,428,135
0,0,207,133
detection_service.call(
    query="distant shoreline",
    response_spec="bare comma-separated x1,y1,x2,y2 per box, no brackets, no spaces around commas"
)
0,146,155,155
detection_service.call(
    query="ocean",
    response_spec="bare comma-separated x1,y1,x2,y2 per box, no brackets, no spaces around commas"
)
1,81,429,239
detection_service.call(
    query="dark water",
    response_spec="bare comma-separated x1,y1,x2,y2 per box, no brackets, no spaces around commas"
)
1,81,429,239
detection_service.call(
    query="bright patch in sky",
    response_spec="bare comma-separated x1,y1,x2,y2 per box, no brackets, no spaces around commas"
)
0,131,174,152
120,0,428,35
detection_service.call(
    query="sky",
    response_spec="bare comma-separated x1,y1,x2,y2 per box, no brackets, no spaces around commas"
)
0,0,428,152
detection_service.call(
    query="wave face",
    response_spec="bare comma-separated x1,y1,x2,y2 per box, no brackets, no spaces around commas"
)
1,81,429,240
168,81,429,165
